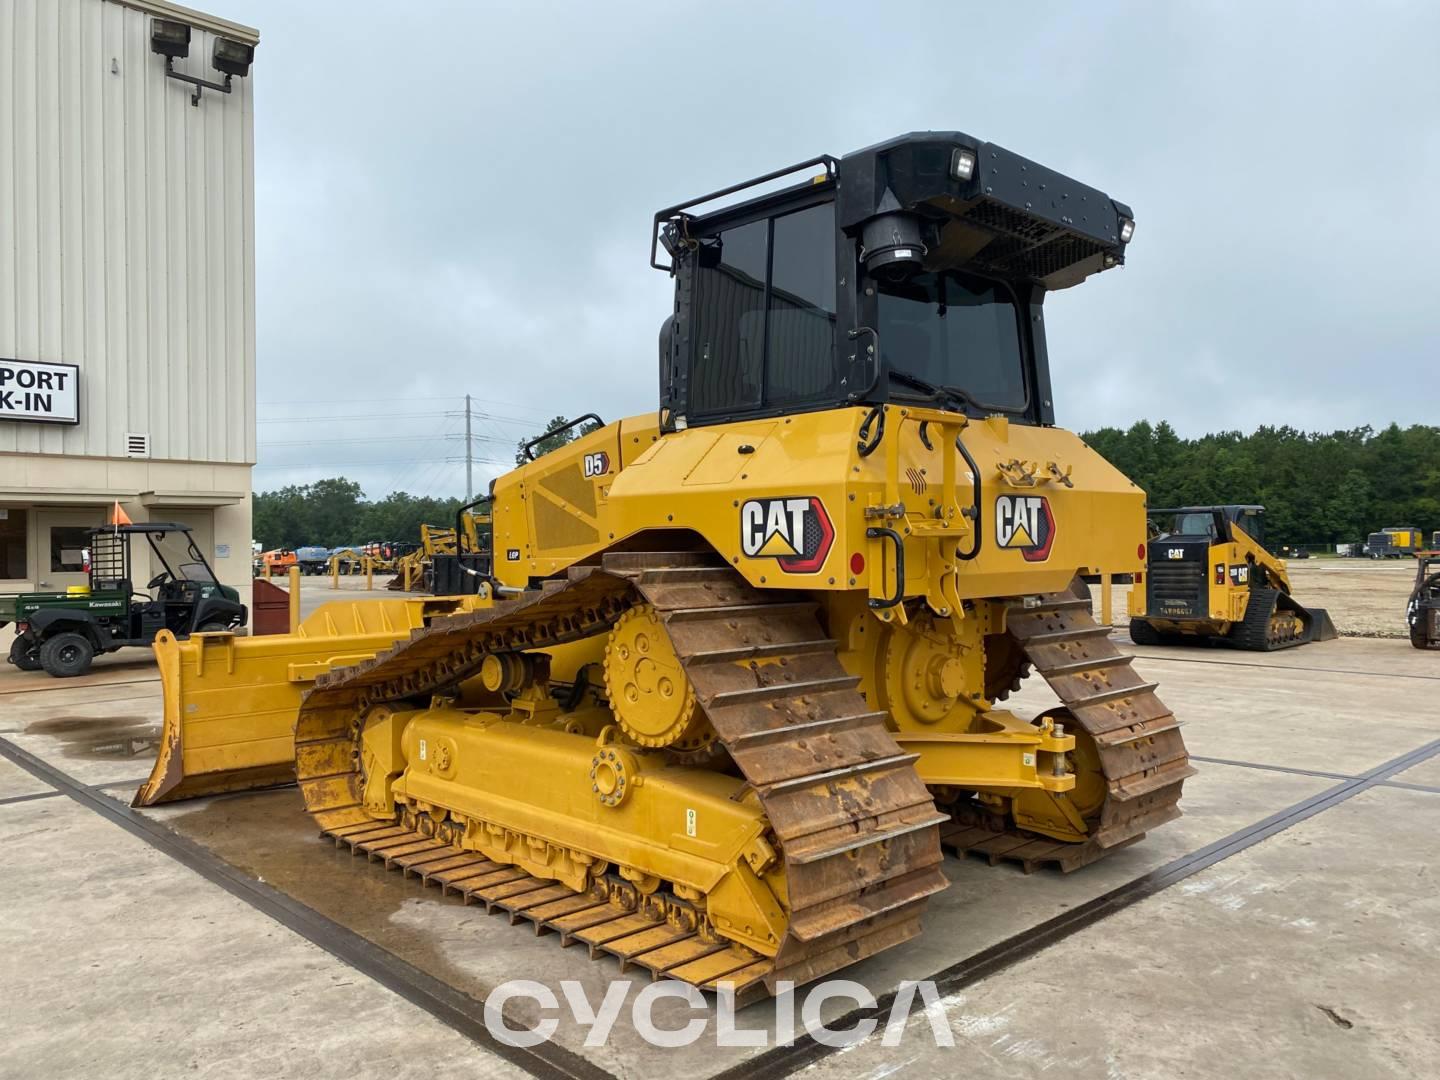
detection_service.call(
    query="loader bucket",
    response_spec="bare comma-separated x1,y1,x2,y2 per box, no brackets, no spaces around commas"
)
133,595,488,807
1305,606,1340,642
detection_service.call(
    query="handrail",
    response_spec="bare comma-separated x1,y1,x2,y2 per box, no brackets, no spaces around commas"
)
866,528,905,609
520,414,606,463
650,155,838,272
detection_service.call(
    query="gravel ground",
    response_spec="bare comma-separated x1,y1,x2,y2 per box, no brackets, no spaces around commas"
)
1086,558,1420,638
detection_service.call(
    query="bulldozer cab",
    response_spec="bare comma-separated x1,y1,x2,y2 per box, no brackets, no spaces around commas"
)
653,132,1134,433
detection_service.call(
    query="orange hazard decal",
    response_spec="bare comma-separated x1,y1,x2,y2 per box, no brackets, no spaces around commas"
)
995,494,1055,562
740,497,834,574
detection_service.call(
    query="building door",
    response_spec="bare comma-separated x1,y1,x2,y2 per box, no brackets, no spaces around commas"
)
0,508,30,590
34,509,106,592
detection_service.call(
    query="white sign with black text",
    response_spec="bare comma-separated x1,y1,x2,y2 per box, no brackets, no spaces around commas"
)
0,359,80,424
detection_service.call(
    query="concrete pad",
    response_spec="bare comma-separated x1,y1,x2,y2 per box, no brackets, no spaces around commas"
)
0,795,525,1080
1128,634,1440,680
805,785,1440,1079
1392,754,1440,789
0,649,159,692
0,756,55,800
1005,636,1439,777
0,679,163,788
136,756,1328,1077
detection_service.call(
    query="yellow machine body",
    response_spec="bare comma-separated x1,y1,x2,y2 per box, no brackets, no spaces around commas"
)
494,407,1143,606
134,132,1195,993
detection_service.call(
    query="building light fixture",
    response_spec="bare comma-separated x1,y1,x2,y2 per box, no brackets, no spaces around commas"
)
149,19,254,106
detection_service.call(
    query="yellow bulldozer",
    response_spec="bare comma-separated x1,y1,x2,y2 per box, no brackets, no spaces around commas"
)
1129,505,1338,650
134,132,1193,996
389,510,493,593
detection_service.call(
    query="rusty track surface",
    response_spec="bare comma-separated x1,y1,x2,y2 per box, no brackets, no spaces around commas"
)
294,554,946,994
945,591,1196,873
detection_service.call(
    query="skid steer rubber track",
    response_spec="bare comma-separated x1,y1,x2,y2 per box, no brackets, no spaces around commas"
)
943,591,1196,873
1228,588,1314,651
294,554,947,996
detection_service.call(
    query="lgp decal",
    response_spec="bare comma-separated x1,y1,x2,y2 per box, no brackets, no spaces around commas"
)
994,495,1056,562
506,548,521,562
740,497,834,574
583,451,610,478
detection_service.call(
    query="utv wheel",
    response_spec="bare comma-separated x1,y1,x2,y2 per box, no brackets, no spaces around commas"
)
8,638,42,671
39,632,95,678
196,622,231,634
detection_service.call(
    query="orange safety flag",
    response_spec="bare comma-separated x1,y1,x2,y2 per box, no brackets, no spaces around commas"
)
109,501,133,526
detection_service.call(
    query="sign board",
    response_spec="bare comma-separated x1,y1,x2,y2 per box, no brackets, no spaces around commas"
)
0,359,80,424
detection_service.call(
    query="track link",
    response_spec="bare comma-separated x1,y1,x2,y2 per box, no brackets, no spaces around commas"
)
945,591,1196,872
294,555,946,993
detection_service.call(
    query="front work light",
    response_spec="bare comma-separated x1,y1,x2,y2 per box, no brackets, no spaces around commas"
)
1119,216,1136,243
149,18,191,59
212,37,254,78
950,147,977,182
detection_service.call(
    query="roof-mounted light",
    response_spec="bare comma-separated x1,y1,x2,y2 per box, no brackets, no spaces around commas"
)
950,147,977,182
1119,216,1136,243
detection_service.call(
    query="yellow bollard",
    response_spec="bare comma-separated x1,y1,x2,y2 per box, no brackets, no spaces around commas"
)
330,555,340,590
365,556,374,590
288,565,301,632
1101,572,1113,627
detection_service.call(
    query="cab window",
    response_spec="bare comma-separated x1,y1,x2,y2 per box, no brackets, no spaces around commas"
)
691,202,836,416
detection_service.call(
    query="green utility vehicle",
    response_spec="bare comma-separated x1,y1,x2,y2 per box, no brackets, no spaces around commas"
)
2,523,247,678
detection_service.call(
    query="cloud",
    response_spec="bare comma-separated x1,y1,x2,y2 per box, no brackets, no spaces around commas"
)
231,0,1440,496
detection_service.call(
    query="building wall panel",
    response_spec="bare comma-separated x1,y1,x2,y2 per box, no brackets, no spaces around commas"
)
0,0,256,466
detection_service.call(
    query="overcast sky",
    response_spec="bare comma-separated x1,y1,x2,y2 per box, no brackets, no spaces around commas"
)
226,0,1440,500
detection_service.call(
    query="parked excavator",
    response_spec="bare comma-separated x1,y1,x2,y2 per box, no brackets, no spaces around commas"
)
134,131,1193,996
1129,505,1338,650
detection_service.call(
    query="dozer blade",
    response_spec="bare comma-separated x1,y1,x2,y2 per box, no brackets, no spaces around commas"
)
1305,606,1340,642
133,596,488,807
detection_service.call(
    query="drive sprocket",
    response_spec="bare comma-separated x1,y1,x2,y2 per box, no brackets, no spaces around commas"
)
603,605,715,750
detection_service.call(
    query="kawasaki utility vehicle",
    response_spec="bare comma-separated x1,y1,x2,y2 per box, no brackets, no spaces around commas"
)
2,523,247,677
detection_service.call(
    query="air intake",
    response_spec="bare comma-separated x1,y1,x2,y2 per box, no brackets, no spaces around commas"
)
124,432,151,458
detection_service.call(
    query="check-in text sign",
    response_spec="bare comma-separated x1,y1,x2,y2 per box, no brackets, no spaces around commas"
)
0,359,80,424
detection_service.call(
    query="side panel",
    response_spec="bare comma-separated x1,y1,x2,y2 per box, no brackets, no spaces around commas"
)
493,407,1145,601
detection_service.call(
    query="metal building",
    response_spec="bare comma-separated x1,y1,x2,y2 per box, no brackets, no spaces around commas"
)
0,0,258,605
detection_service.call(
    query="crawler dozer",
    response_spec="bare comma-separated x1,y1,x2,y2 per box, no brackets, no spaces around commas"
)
135,132,1193,995
1129,505,1338,650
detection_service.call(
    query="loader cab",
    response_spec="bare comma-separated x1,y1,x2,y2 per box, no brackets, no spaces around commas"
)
654,131,1135,432
1157,505,1265,547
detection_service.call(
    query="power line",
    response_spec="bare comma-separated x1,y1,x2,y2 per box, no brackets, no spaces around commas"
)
254,455,512,469
256,411,451,424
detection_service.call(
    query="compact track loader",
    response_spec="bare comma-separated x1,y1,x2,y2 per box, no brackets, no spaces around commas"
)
1129,505,1338,650
135,132,1193,995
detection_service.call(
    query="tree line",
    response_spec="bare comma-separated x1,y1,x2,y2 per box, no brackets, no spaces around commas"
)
252,417,599,549
1083,422,1439,547
252,421,1440,551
